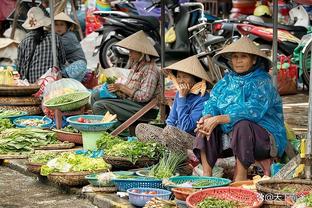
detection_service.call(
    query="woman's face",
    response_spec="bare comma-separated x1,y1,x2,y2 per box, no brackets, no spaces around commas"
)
129,50,142,62
55,20,67,35
176,71,196,88
231,52,256,73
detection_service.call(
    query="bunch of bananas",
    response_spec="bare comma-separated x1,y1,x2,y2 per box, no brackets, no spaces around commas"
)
0,67,14,86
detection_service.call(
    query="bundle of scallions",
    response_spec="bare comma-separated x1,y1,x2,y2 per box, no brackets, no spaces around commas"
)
148,152,186,179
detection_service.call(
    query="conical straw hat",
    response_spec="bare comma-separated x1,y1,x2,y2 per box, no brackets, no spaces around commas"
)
115,30,159,57
0,38,19,49
54,12,77,26
164,55,211,82
213,36,272,69
22,7,51,30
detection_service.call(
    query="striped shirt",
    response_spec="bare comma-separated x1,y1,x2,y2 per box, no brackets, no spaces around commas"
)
126,60,160,103
16,31,66,83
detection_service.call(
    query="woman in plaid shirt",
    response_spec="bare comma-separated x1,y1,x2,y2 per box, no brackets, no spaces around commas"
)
91,31,160,124
16,7,66,84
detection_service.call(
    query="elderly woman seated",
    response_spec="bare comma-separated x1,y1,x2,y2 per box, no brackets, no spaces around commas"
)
90,30,160,124
194,37,287,181
136,55,211,154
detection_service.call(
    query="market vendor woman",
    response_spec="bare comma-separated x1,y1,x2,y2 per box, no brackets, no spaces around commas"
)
194,37,287,181
90,30,160,123
136,55,211,154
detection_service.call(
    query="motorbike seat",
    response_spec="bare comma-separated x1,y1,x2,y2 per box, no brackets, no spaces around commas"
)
204,34,225,47
248,20,307,33
127,14,159,29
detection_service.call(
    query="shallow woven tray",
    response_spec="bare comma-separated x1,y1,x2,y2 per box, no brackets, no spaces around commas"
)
47,169,109,187
0,85,40,96
34,142,75,150
26,162,43,174
0,106,42,115
256,179,312,206
0,154,28,159
52,129,83,144
0,96,41,106
103,156,158,170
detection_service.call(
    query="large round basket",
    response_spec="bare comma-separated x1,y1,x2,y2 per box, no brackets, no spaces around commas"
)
0,85,40,96
47,169,109,187
66,115,117,132
52,129,83,144
26,162,43,174
103,156,158,170
44,92,90,111
186,187,263,208
256,179,312,206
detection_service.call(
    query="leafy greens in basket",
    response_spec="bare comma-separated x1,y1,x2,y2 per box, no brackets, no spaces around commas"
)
40,152,111,176
29,152,58,164
197,197,243,208
96,132,165,164
0,128,58,154
0,119,13,132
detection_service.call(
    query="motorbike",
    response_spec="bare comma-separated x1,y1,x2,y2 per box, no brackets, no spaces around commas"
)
93,1,209,68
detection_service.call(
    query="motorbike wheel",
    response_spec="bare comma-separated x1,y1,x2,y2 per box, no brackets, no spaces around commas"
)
302,41,312,88
99,38,128,69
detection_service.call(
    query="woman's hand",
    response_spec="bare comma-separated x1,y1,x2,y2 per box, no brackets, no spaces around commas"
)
108,83,121,93
178,83,190,97
198,115,230,138
195,115,211,133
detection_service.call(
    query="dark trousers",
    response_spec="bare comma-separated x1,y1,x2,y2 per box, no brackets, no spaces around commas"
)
90,90,158,122
193,120,271,168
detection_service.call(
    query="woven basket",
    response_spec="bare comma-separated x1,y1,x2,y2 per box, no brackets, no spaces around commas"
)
47,169,109,187
26,162,43,174
0,96,41,106
256,179,312,206
52,129,83,144
186,187,263,208
0,106,42,115
0,85,40,96
44,92,90,111
103,156,158,170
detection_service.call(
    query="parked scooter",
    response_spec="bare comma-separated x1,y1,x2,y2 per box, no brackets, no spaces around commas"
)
93,1,207,68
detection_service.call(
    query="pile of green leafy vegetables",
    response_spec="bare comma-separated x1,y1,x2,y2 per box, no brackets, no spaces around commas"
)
29,152,58,164
61,126,80,133
197,197,242,208
0,110,24,117
0,119,13,132
40,152,111,176
96,132,165,164
0,128,58,154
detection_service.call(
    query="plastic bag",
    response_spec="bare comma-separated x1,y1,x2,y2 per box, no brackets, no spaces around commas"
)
43,78,89,102
99,83,117,99
33,67,61,98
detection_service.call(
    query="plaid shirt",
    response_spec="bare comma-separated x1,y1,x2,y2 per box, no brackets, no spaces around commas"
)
126,60,160,103
16,31,66,83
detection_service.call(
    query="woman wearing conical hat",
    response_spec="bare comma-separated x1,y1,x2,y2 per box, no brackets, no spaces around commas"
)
16,7,66,83
135,55,211,154
194,37,287,181
91,30,160,124
54,12,87,82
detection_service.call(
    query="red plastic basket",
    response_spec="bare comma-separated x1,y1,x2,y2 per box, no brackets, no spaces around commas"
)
186,187,263,208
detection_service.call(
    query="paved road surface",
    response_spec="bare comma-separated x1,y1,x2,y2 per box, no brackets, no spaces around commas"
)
0,166,96,208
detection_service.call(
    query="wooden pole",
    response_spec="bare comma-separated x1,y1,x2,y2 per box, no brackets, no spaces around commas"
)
10,0,21,39
70,0,84,40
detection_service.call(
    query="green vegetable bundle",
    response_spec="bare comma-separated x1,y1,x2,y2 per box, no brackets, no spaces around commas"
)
149,152,186,179
40,152,111,176
96,132,123,150
0,119,13,132
0,128,58,154
197,197,241,208
105,141,165,164
0,110,23,117
61,126,80,133
106,76,118,84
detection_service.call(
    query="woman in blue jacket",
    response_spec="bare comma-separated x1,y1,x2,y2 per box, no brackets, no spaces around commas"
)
136,55,211,154
194,37,287,181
